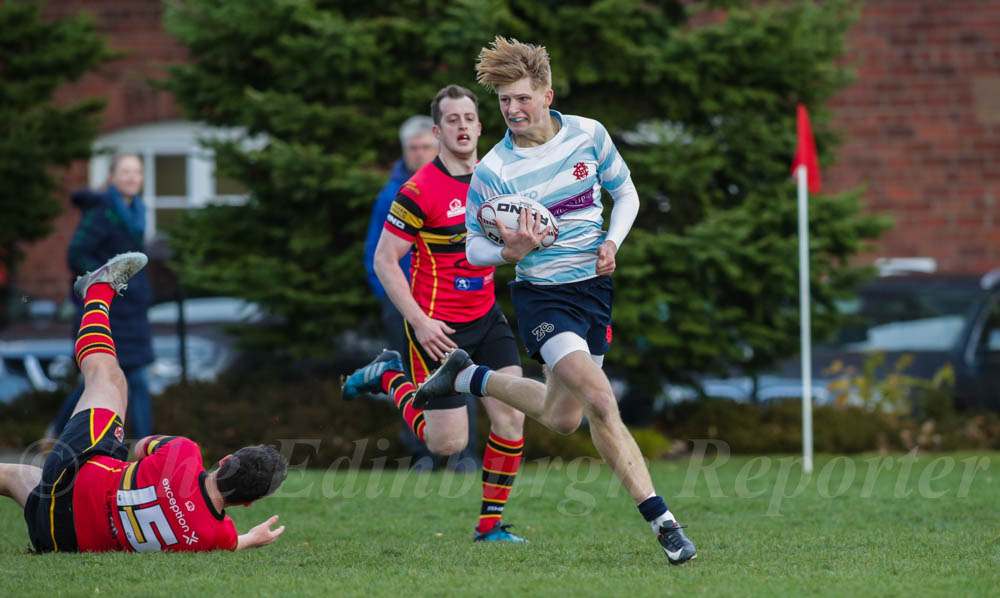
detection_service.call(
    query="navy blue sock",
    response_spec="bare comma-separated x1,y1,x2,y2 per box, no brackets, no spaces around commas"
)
454,364,492,396
469,366,491,397
638,495,668,522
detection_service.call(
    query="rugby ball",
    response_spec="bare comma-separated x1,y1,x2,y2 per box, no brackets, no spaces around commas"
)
476,194,559,250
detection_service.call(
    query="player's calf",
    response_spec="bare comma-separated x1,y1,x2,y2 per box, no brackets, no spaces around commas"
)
71,253,148,419
0,464,42,508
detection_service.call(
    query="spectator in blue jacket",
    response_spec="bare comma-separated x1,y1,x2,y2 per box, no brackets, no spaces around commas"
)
365,116,443,469
365,115,438,352
48,153,155,440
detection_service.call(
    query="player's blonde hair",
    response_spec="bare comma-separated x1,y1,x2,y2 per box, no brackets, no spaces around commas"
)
475,36,551,92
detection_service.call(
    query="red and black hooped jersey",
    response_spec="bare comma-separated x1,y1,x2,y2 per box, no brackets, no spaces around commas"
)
72,435,238,552
385,157,495,323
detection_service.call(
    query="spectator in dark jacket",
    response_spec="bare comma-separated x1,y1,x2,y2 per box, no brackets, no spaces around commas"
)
365,116,447,469
48,153,154,440
364,115,438,345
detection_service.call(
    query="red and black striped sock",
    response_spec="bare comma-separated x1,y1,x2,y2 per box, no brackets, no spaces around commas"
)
383,371,425,443
478,432,524,533
75,283,116,366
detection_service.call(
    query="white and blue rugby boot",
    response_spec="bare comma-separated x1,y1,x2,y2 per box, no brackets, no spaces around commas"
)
340,349,404,401
72,252,148,299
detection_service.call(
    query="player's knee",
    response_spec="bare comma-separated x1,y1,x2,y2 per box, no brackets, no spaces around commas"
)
549,411,583,435
582,392,619,426
426,434,467,456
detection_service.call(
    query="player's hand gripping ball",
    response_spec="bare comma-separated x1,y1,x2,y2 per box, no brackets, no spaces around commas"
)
476,194,559,250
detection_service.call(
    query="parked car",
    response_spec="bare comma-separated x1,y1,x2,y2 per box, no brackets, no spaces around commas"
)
666,266,1000,412
0,296,258,403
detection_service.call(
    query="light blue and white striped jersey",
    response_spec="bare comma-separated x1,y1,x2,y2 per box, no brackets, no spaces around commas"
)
467,110,632,284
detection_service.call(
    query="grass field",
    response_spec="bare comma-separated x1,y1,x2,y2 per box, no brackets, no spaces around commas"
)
1,452,998,597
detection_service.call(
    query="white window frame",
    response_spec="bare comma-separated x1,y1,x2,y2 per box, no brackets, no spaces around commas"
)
89,120,265,240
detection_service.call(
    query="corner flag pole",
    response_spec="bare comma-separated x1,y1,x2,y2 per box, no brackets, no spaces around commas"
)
792,104,821,474
796,165,813,473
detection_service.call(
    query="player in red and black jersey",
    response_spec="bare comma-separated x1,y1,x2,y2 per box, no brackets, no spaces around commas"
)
0,253,287,553
342,85,529,542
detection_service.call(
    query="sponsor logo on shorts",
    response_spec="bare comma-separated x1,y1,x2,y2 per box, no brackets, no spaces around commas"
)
606,325,613,343
532,322,555,341
114,425,124,442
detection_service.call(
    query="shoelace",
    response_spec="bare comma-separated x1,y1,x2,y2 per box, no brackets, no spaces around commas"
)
112,271,132,287
659,524,689,548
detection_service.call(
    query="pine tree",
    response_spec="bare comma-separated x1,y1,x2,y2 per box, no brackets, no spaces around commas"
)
163,0,890,388
0,1,115,272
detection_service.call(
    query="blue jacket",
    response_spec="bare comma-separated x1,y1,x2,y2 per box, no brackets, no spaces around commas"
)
68,186,154,368
365,159,412,299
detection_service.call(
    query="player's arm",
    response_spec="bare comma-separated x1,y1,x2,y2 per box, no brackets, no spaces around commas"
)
467,210,548,265
466,232,507,266
597,177,640,276
465,174,549,266
593,118,639,276
235,515,285,550
373,229,457,361
374,230,430,330
498,208,551,263
132,435,181,461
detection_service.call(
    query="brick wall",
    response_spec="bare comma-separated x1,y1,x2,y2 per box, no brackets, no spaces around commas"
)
826,0,1000,273
14,1,1000,301
16,0,185,301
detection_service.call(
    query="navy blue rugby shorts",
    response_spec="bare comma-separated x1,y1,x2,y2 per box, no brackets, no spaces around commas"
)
509,275,613,364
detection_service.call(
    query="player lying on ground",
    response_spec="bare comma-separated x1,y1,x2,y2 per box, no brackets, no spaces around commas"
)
342,85,529,542
0,253,287,553
415,37,696,565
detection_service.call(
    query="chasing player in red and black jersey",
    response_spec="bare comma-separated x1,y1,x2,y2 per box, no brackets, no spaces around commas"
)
0,253,287,553
342,85,529,542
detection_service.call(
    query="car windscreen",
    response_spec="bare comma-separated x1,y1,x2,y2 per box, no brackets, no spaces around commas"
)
825,284,979,352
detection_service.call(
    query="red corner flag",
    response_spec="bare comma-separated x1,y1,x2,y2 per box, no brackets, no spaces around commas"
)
791,104,821,193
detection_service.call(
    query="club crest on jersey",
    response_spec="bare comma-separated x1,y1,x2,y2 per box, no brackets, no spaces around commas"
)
114,425,124,442
447,198,465,218
573,162,589,180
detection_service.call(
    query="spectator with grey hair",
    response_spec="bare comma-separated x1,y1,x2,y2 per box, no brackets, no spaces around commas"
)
365,116,438,354
363,116,439,468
